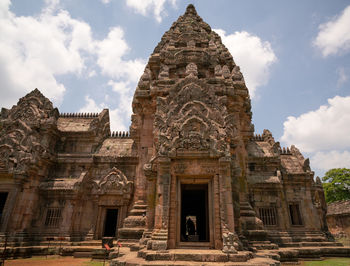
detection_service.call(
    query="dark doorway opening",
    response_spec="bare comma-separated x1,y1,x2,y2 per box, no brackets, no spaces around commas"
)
180,183,209,242
104,209,118,237
289,204,303,225
0,192,8,222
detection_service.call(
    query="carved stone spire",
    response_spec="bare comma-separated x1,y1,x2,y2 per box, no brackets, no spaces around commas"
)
132,4,254,156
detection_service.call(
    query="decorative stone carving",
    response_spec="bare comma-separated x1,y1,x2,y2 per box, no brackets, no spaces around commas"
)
154,81,237,157
222,232,238,253
0,89,58,175
222,65,231,79
158,65,169,80
97,167,133,195
185,62,198,78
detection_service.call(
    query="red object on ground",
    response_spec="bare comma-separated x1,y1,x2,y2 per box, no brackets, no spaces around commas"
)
117,242,122,247
104,243,111,250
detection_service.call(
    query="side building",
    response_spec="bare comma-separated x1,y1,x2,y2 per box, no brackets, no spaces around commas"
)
0,89,138,241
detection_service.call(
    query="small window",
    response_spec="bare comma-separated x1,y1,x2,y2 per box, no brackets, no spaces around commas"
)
289,204,303,225
259,207,277,226
248,163,256,172
45,208,62,227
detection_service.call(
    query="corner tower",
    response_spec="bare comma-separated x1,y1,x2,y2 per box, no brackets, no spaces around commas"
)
124,4,256,251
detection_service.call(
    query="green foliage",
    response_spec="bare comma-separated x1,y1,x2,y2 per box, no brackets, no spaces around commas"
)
302,257,350,266
322,168,350,203
83,261,105,266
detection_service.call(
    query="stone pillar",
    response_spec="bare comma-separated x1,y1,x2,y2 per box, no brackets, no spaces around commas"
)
86,196,98,240
219,157,237,253
139,164,157,247
150,156,171,250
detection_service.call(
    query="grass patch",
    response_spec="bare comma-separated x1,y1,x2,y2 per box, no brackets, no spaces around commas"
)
82,261,105,266
13,255,61,260
302,258,350,266
335,237,350,247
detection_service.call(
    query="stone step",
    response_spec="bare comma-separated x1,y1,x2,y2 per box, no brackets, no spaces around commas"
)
277,246,350,261
249,241,272,244
133,205,148,210
130,209,147,215
73,251,93,258
117,239,140,247
111,251,278,266
280,241,343,247
138,249,253,263
249,243,278,250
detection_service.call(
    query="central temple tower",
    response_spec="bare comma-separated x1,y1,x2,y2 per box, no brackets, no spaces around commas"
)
125,4,256,252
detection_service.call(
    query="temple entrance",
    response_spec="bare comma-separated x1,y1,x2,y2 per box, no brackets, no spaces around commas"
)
0,192,8,222
180,183,209,243
103,209,118,237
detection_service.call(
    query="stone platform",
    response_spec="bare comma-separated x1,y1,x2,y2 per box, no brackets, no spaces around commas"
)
110,245,350,266
1,240,350,265
0,240,123,259
110,248,279,266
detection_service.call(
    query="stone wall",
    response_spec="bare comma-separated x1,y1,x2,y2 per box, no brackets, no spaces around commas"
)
327,200,350,240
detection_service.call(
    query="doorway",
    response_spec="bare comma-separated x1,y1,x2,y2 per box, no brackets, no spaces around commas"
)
0,192,8,222
180,183,209,242
103,209,118,237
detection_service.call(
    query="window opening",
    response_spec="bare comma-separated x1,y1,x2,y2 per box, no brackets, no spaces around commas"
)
45,208,62,227
259,207,277,226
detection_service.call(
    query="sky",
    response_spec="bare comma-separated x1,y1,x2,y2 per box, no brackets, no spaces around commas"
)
1,0,350,178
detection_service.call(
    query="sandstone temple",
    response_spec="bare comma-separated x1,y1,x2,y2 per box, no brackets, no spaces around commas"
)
0,4,347,265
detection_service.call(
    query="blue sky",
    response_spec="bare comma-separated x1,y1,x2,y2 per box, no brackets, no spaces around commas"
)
1,0,350,177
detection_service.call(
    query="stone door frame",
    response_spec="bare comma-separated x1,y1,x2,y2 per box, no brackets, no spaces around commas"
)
0,182,18,232
176,176,215,248
95,205,126,239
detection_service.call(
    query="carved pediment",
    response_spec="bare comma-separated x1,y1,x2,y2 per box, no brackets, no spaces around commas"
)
97,167,133,195
0,89,58,174
155,81,235,157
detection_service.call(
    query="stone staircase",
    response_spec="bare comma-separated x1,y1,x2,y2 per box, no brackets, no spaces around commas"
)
109,248,281,266
267,230,341,248
118,201,147,244
248,241,278,251
0,239,122,259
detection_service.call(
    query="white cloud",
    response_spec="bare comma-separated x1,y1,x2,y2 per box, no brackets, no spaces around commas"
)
311,150,350,171
79,93,130,132
101,0,111,4
107,80,133,129
96,27,146,83
336,67,348,87
0,0,147,133
281,95,350,153
313,5,350,57
215,29,277,98
0,0,95,107
125,0,177,22
79,95,106,113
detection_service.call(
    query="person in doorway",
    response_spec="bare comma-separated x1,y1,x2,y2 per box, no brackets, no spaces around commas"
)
186,217,195,235
181,215,187,241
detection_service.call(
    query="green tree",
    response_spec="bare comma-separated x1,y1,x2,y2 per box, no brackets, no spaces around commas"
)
322,168,350,203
